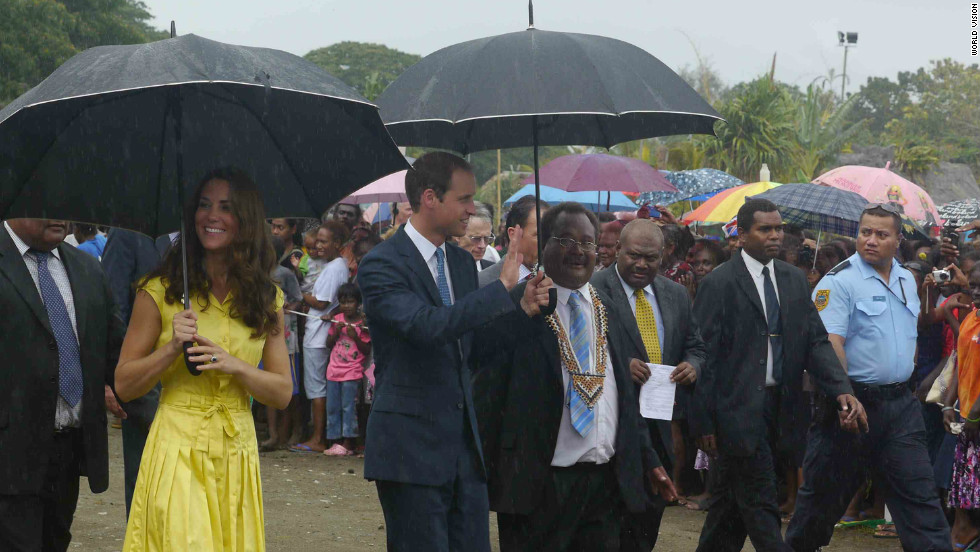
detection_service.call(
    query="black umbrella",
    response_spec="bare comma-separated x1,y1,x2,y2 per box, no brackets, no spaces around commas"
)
0,26,408,374
378,1,721,261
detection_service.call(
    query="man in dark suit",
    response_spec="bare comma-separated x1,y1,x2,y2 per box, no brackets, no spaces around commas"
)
690,199,867,552
474,202,677,552
590,218,707,551
101,228,172,517
358,152,552,552
478,195,547,287
0,218,126,551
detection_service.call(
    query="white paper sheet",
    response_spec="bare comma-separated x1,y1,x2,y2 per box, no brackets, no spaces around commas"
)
639,363,676,420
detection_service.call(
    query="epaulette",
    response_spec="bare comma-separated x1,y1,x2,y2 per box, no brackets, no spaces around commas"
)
827,260,851,276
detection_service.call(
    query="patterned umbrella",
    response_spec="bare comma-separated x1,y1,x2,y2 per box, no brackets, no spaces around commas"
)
749,183,867,236
938,198,980,228
813,163,942,226
638,168,744,206
682,181,782,224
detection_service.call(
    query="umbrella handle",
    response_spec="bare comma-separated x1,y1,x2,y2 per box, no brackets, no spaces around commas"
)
184,341,203,376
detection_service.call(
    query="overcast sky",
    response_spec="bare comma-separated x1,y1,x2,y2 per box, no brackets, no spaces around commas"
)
145,0,976,93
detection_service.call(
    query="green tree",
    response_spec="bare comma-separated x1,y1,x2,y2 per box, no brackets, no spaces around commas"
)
793,84,867,181
304,42,421,100
0,0,165,108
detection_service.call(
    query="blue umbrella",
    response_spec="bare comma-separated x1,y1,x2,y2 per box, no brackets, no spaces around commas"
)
505,184,638,212
372,202,393,224
749,183,867,236
638,168,744,206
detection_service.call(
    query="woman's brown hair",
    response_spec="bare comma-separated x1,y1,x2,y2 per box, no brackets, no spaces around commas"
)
141,167,280,337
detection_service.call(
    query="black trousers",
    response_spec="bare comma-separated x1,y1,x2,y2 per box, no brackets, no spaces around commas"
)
786,387,951,552
696,388,792,552
0,429,81,552
497,463,623,552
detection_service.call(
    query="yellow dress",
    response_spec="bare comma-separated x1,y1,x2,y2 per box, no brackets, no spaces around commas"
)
123,277,283,552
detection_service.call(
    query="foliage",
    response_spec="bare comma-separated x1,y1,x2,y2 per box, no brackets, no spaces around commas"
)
304,42,421,100
0,0,165,107
793,84,867,181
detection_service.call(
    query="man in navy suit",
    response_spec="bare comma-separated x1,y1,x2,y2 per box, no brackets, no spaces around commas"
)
357,152,553,552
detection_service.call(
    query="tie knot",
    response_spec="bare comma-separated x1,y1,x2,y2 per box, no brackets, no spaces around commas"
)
435,248,445,262
29,248,51,266
762,265,770,277
569,290,585,309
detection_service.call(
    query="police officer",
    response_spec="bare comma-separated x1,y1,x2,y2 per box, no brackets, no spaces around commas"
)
786,204,952,552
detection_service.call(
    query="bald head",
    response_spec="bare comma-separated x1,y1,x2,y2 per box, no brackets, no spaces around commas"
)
616,219,665,290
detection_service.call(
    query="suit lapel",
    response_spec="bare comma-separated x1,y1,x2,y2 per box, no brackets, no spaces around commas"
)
732,252,766,320
393,229,442,306
447,245,468,303
604,269,648,361
59,245,87,345
0,229,52,335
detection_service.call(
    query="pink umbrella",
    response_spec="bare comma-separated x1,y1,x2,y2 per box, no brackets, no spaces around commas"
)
522,153,677,194
345,169,408,204
813,163,942,226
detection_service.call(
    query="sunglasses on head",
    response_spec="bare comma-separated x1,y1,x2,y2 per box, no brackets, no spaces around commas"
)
864,202,902,215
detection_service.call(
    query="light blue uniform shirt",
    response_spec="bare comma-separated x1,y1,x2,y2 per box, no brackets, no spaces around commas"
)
813,253,919,385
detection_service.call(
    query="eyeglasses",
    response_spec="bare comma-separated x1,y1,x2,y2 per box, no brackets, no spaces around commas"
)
550,236,597,252
864,202,903,215
465,234,495,244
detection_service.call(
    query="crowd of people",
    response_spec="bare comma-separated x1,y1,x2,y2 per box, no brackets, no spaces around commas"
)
6,151,980,552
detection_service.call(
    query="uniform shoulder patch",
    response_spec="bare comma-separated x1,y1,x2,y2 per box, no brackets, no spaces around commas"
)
827,260,851,275
814,289,830,311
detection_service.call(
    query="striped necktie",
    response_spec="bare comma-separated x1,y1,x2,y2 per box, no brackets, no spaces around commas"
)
567,291,595,436
635,289,662,364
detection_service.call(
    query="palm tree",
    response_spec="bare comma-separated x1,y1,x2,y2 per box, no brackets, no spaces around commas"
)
793,84,867,181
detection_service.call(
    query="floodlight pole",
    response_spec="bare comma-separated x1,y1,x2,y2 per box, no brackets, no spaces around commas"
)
840,46,849,102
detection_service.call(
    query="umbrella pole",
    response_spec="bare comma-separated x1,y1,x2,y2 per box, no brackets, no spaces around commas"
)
171,84,202,376
813,230,822,270
607,191,610,211
533,115,542,268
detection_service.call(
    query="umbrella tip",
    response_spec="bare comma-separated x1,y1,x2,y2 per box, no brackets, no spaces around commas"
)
170,21,176,38
884,161,891,171
528,0,534,29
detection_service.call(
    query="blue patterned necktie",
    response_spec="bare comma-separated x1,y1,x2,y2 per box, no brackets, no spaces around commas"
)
31,250,83,406
567,291,595,436
434,248,452,306
762,266,783,384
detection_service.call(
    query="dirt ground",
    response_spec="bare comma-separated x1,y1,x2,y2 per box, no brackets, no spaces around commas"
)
71,428,903,551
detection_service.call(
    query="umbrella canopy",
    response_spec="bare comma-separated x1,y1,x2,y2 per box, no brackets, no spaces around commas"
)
377,28,721,154
813,163,942,226
505,184,638,212
639,168,744,206
519,153,676,194
938,198,980,228
363,202,393,225
749,183,868,236
682,181,782,224
346,170,409,204
0,33,408,235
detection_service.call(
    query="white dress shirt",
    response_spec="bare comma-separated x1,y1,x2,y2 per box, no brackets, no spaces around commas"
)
551,282,619,466
741,249,780,386
4,221,83,428
615,265,665,350
405,218,455,304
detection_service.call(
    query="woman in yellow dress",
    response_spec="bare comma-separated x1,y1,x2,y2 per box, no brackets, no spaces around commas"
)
115,168,292,551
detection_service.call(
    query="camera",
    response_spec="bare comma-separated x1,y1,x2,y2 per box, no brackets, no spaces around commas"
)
933,269,951,283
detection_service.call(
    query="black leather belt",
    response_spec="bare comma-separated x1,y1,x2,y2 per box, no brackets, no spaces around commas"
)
53,427,80,436
554,461,611,472
850,380,908,402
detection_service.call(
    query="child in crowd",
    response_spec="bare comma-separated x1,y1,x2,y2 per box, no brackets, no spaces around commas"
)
298,228,326,292
322,283,370,456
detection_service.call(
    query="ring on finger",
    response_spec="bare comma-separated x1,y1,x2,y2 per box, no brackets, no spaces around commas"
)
210,355,218,364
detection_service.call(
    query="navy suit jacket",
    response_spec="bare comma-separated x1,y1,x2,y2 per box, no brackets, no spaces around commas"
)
359,226,518,485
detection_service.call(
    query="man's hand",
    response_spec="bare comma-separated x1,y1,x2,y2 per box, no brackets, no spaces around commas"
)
941,237,960,264
499,225,525,291
655,206,678,225
104,384,127,419
946,263,969,288
836,394,868,434
648,466,678,502
696,434,718,459
670,362,697,385
519,271,554,317
629,358,651,384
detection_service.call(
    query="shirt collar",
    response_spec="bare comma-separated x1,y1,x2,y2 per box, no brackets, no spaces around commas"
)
614,264,653,299
4,221,61,260
853,252,906,284
740,249,773,278
405,217,445,263
556,281,593,307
